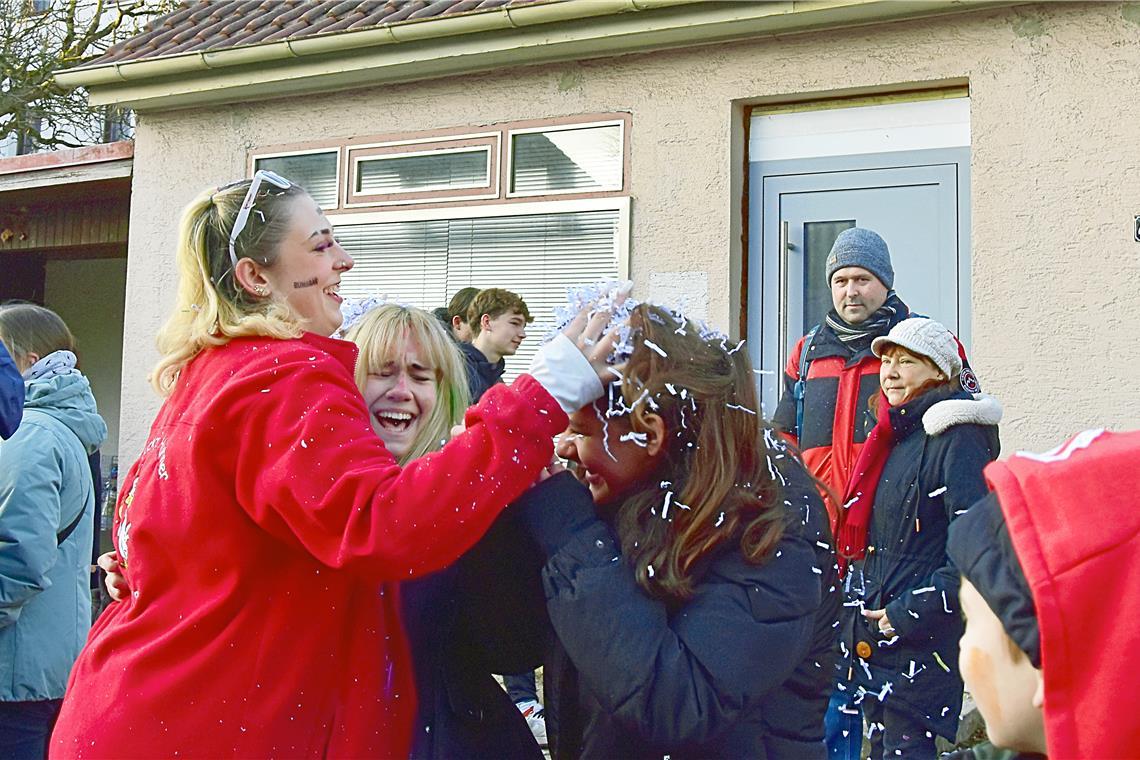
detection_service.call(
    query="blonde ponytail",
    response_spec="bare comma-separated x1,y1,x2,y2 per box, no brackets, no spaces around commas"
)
151,181,308,396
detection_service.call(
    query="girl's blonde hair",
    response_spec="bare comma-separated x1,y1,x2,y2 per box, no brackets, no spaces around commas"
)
344,304,469,465
150,179,310,396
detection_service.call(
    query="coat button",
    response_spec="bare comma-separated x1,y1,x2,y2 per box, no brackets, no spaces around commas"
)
856,641,873,660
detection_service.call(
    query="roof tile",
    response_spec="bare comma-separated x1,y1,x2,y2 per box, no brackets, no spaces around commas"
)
87,0,557,67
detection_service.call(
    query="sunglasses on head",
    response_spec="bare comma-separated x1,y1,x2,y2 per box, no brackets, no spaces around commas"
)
227,170,293,270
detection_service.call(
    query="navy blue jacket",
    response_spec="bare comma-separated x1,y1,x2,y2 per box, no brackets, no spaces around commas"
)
518,462,839,759
459,342,505,404
837,386,1000,739
401,507,548,760
0,342,23,440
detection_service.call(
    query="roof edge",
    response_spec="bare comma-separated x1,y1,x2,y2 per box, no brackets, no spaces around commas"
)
55,0,1023,111
0,140,134,177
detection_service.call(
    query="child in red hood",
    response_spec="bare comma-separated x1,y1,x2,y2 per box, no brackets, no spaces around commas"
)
946,428,1140,759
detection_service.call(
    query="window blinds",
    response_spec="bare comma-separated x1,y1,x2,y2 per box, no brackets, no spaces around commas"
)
336,208,621,382
255,152,339,208
356,149,489,194
511,124,622,194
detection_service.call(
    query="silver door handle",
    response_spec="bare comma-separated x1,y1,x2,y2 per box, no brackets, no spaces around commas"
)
777,220,790,395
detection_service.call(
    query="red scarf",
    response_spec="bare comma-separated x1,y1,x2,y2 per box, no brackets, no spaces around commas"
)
836,392,895,577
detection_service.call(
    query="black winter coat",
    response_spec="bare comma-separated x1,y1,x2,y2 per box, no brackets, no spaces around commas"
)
459,342,505,404
401,507,550,760
518,462,839,759
837,386,1000,739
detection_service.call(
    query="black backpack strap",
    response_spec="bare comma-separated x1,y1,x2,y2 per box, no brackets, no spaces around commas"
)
57,504,86,545
792,325,820,439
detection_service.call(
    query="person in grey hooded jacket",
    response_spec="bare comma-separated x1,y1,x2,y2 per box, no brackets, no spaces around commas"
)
0,304,107,759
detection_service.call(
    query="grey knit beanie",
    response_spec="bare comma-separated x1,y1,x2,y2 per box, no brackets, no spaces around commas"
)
871,317,963,380
825,227,894,289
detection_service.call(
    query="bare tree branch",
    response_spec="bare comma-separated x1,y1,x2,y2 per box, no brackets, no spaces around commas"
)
0,0,177,152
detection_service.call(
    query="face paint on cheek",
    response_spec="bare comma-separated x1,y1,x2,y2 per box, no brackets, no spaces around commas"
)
293,277,318,289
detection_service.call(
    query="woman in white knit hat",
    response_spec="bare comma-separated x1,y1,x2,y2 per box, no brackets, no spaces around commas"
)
830,317,1002,758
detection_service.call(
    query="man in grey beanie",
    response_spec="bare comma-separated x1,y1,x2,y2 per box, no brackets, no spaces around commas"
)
772,226,979,760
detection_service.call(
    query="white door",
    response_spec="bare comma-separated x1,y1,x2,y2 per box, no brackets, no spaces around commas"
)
747,150,970,417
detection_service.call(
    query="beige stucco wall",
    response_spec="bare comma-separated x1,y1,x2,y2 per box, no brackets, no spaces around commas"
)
45,257,126,464
118,2,1140,466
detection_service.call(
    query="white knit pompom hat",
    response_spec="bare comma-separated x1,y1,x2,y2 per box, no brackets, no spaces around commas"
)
871,317,962,380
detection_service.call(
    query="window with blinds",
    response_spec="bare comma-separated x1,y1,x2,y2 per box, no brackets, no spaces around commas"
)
335,206,622,382
253,151,338,208
355,147,491,195
510,123,623,196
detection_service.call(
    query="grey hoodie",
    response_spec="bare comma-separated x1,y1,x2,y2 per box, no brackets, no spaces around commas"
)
0,371,107,700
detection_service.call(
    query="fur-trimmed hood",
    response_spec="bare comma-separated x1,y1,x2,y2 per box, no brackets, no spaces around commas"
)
923,393,1002,436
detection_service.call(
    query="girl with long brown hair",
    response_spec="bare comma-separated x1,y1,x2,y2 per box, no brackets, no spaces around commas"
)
514,303,841,758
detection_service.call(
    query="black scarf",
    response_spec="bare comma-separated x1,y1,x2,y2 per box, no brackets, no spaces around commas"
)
824,291,908,355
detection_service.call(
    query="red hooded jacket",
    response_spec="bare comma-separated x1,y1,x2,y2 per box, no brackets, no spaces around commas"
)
986,429,1140,759
50,332,566,759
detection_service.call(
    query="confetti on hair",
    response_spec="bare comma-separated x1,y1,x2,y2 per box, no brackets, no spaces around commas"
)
661,491,674,520
715,511,725,527
643,339,668,357
620,431,649,448
596,402,618,462
726,403,756,415
336,294,416,337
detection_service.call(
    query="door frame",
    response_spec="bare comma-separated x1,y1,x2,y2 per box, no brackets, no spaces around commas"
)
745,147,971,410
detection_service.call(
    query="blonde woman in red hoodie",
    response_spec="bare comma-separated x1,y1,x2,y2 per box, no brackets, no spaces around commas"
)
50,172,613,759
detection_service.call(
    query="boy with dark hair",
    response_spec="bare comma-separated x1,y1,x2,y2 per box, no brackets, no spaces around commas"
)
446,287,480,343
461,288,533,403
946,429,1140,759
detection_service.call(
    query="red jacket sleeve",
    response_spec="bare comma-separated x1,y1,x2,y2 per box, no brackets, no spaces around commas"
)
230,349,567,580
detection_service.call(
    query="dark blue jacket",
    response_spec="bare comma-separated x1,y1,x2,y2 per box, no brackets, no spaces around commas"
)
0,342,23,440
837,386,1000,739
519,462,839,759
459,342,505,404
401,507,548,760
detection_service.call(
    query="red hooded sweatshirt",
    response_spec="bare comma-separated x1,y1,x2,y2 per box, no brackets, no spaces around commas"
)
986,429,1140,759
50,333,566,759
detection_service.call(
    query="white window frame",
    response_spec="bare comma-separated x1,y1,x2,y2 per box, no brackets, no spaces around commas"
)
344,131,501,209
353,145,493,195
327,195,631,280
250,146,342,210
505,118,626,199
